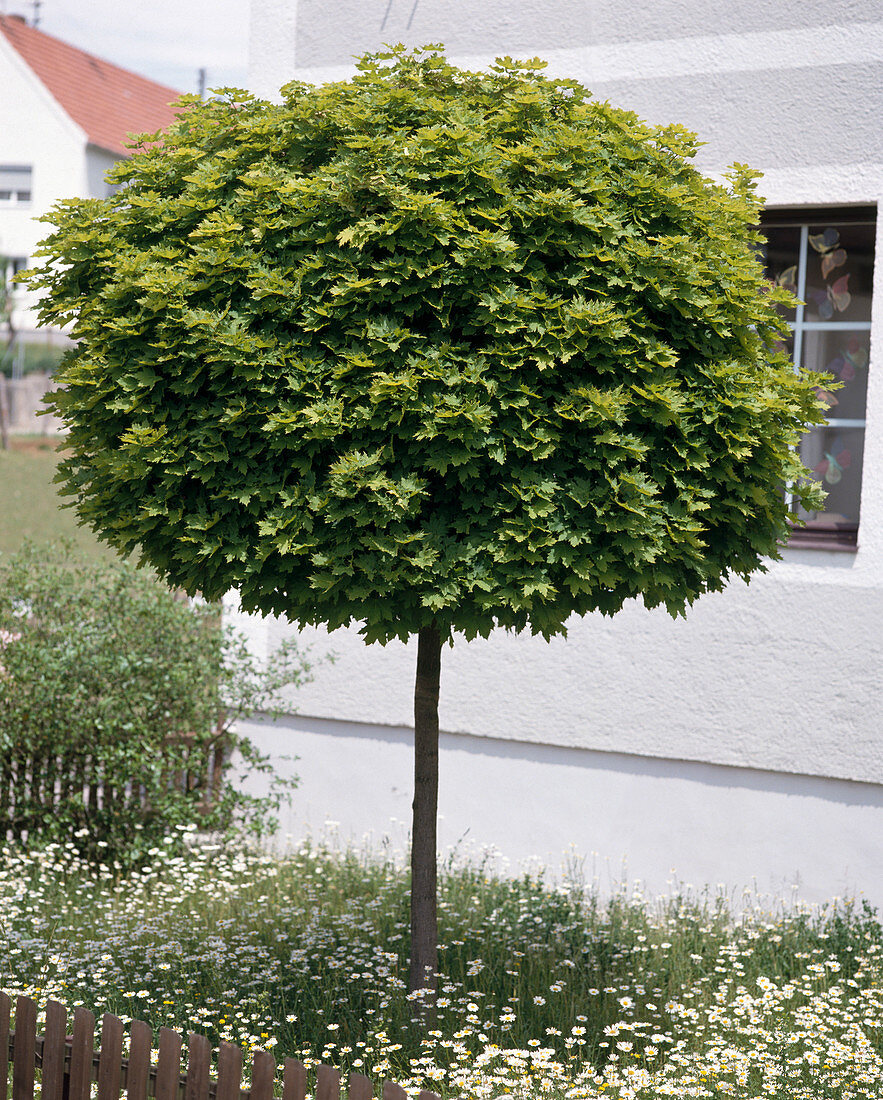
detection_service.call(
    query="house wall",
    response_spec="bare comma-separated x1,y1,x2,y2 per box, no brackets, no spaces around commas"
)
235,711,883,913
242,1,883,902
0,32,88,336
86,146,121,200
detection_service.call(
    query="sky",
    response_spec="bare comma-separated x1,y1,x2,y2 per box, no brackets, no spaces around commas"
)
0,0,250,94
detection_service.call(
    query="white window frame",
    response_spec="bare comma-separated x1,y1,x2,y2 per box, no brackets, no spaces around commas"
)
761,206,875,551
0,165,33,206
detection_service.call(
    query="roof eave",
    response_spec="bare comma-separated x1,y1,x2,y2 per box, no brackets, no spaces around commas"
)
86,140,127,159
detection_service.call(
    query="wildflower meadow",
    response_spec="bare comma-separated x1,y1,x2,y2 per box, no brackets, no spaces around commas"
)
1,835,881,1100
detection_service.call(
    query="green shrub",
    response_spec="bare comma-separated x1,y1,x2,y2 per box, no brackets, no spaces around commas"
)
0,542,311,865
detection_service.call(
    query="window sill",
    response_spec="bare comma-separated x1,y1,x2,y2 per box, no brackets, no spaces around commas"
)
784,525,858,552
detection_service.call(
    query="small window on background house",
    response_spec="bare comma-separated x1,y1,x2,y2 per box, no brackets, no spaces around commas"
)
0,165,32,204
3,256,27,287
760,206,876,549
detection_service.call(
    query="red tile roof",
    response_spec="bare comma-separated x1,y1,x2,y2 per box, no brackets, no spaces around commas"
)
0,14,182,157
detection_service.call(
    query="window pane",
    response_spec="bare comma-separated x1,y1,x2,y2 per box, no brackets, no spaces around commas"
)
759,224,800,323
0,165,31,190
794,425,865,529
803,221,874,324
800,329,869,422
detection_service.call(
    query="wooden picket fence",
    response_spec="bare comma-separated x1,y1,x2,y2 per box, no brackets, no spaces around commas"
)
0,732,229,846
1,993,440,1100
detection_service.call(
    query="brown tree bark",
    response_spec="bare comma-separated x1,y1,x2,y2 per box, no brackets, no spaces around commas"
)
409,623,442,1011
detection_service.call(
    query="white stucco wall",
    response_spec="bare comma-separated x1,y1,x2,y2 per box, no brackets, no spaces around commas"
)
236,712,883,913
85,146,121,200
0,33,89,335
242,1,883,898
229,564,883,787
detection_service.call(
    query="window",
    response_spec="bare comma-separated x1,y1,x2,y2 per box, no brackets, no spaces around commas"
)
760,206,876,549
2,256,27,283
0,165,32,204
1,256,26,318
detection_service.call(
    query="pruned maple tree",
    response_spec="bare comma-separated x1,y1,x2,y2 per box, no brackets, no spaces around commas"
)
25,45,826,1010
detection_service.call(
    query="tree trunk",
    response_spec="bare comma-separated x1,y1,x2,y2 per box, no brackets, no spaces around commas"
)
409,623,442,1010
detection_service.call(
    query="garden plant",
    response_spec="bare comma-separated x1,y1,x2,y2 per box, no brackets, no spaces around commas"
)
1,840,881,1098
23,45,828,1000
0,541,311,866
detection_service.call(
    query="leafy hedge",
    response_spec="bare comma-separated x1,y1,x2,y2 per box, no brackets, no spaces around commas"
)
0,542,311,865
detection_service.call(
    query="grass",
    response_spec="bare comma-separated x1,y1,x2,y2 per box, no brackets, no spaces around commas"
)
1,837,881,1099
0,341,67,377
0,436,114,559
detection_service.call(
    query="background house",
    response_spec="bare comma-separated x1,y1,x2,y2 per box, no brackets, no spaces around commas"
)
0,13,180,391
236,0,883,909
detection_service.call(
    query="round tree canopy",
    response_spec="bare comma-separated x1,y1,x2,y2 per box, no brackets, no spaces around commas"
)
28,46,825,644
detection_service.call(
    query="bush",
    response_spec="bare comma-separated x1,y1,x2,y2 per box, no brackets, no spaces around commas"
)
0,541,311,865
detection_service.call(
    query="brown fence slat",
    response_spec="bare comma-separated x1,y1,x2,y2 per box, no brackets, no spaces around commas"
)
0,757,8,842
215,1042,242,1100
98,1013,125,1100
184,1033,211,1100
33,754,49,836
1,991,433,1100
155,1028,182,1100
250,1051,275,1100
82,752,95,822
61,748,77,814
348,1072,373,1100
0,991,10,1099
316,1065,340,1100
41,1001,68,1100
281,1059,307,1100
127,1020,153,1100
12,995,36,1100
44,751,59,816
68,1006,95,1100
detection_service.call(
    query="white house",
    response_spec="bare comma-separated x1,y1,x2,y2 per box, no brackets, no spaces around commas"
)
233,0,883,910
0,13,181,372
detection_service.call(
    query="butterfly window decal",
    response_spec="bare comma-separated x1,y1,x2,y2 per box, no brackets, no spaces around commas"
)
774,264,798,295
814,387,838,408
807,227,851,319
813,435,852,486
823,339,868,383
809,228,848,277
821,250,847,279
807,276,851,319
843,339,868,372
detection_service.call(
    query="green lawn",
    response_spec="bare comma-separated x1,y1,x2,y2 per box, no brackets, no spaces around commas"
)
0,436,114,559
